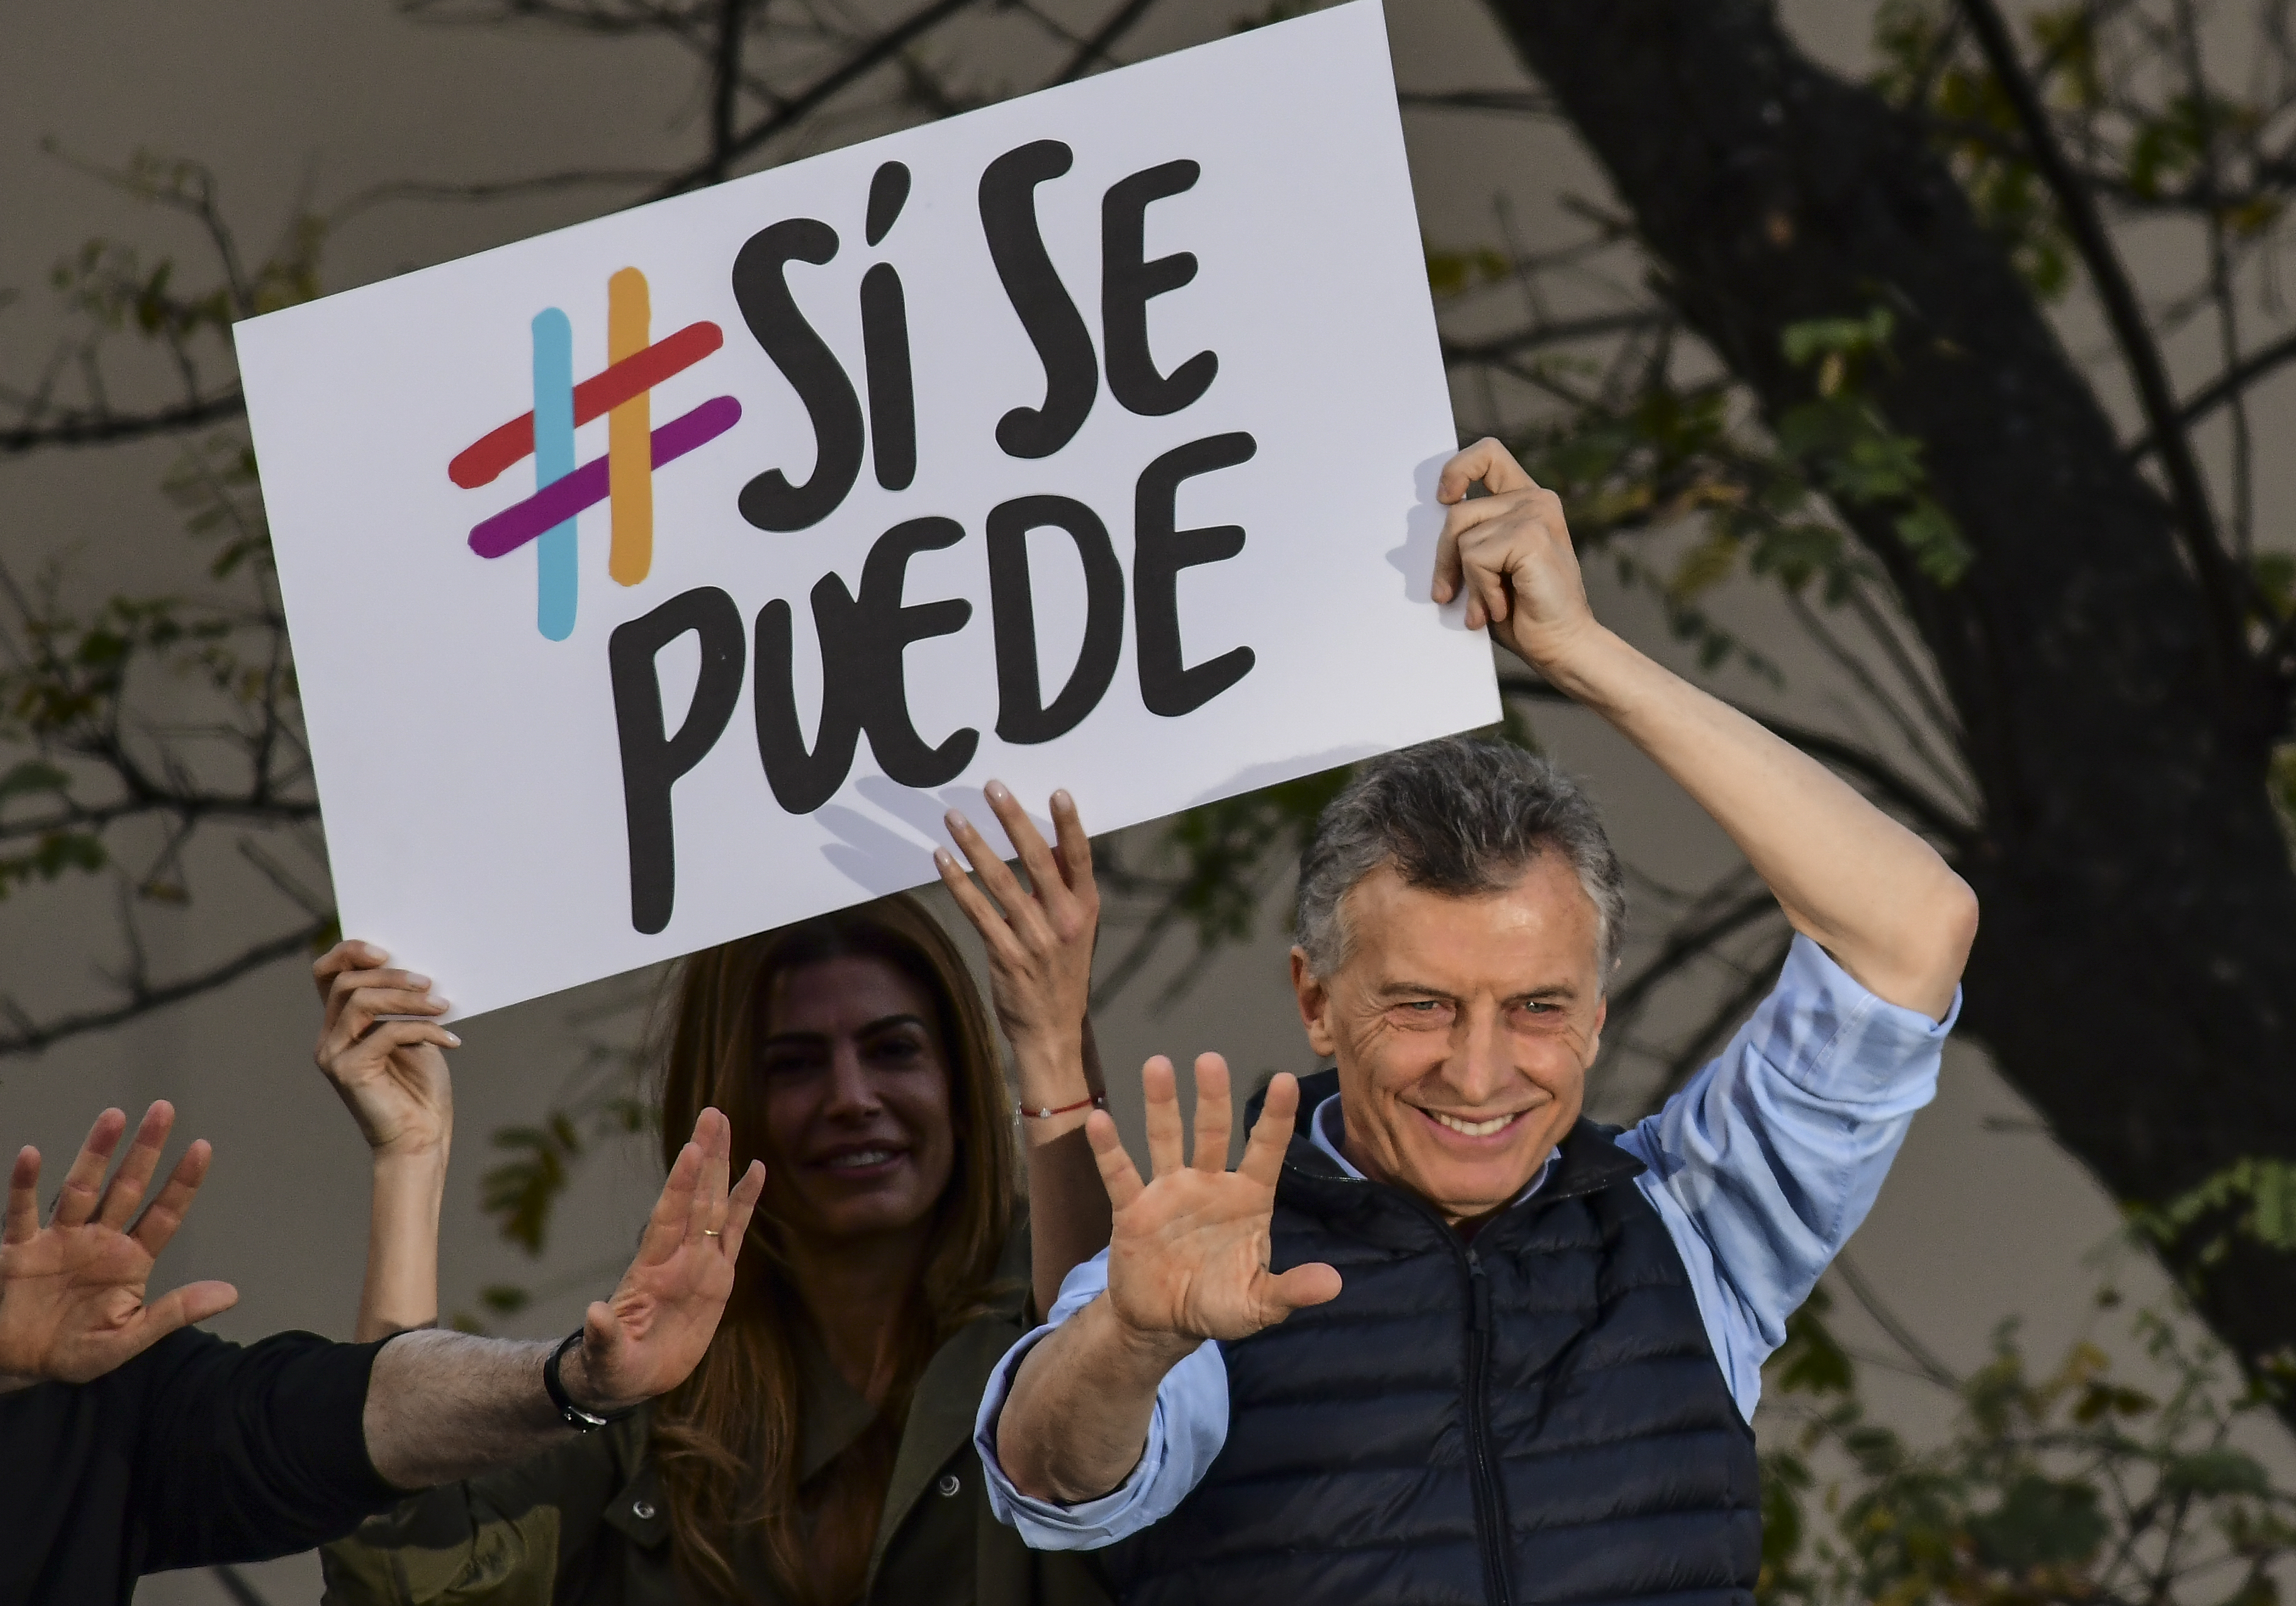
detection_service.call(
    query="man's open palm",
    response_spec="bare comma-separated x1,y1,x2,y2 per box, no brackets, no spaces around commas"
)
1,1104,237,1386
571,1107,766,1411
1090,1056,1340,1344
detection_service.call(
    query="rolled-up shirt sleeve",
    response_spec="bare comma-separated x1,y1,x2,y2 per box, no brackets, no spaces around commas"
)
1619,932,1957,1419
973,1249,1231,1549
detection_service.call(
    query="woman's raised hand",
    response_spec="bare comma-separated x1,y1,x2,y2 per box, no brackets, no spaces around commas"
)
935,782,1099,1098
311,940,457,1163
1091,1056,1341,1345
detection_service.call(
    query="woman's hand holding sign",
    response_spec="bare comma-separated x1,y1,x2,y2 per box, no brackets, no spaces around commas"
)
1,1104,235,1390
311,940,458,1341
312,941,457,1163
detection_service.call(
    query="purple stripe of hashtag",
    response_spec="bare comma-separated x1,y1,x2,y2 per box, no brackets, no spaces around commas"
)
467,395,743,561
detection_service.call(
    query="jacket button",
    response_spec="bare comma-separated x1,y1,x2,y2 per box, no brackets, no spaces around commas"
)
632,1499,657,1520
936,1473,961,1498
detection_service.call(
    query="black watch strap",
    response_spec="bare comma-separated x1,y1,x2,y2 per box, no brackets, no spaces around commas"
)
543,1331,635,1431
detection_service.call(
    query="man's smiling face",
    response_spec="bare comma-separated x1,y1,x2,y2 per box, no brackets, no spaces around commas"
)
1292,853,1606,1225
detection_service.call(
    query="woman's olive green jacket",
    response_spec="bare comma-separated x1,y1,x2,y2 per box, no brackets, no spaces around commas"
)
320,1233,1107,1606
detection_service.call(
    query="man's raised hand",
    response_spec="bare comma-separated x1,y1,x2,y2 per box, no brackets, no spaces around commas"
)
1088,1056,1340,1346
1431,437,1599,673
1,1103,237,1386
557,1107,766,1413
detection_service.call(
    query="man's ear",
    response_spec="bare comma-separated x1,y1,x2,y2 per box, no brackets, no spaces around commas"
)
1290,947,1339,1059
1585,992,1607,1067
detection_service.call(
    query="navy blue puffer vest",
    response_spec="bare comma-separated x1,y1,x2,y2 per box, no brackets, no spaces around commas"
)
1096,1071,1760,1606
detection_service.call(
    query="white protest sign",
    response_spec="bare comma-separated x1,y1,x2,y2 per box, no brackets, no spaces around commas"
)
235,0,1496,1020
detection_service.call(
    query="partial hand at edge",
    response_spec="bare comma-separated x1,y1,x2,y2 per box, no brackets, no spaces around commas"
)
0,1103,236,1386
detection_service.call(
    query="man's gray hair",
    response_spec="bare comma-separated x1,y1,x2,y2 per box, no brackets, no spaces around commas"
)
1295,736,1626,985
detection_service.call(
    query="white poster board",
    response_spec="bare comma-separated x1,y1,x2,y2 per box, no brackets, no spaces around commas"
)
235,0,1496,1020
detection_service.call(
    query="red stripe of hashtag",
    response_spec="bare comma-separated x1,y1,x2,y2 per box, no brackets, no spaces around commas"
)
448,320,725,489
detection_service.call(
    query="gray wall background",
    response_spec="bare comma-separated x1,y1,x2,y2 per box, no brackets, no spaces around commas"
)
2,1,2283,1598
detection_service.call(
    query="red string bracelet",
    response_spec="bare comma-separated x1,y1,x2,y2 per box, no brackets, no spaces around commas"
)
1018,1092,1106,1120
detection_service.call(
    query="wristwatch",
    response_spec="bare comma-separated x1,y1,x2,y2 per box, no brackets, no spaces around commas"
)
543,1330,638,1431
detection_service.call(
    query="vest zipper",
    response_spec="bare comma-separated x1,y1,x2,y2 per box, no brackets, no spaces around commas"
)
1463,1247,1513,1606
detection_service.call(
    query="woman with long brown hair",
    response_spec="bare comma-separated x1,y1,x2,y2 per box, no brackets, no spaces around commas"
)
317,784,1113,1606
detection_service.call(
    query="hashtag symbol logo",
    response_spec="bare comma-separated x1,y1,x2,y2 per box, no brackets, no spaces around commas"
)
448,268,742,640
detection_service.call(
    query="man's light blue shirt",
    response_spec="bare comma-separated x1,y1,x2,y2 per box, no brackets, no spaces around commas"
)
972,933,1958,1549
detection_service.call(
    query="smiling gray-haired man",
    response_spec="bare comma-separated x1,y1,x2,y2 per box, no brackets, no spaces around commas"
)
969,438,1979,1605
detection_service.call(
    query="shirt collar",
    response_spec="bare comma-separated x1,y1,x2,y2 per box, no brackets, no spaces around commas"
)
1306,1089,1560,1205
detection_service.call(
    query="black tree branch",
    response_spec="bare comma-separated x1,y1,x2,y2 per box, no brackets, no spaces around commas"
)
1953,0,2248,664
1054,0,1161,84
0,916,331,1059
0,391,246,455
643,0,983,199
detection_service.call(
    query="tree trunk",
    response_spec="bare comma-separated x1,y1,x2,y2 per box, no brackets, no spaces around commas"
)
1485,0,2296,1383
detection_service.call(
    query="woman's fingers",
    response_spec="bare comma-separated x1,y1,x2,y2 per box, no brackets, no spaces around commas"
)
312,940,388,1004
327,970,444,1032
944,806,1034,924
96,1103,174,1231
1087,1109,1145,1211
933,846,1024,962
50,1108,130,1229
1048,789,1096,899
982,781,1066,907
1141,1056,1184,1179
361,1019,462,1058
1189,1054,1233,1172
328,989,449,1045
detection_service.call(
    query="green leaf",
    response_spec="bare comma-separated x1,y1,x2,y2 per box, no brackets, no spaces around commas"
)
2162,1447,2271,1498
1967,1473,2108,1570
479,1284,532,1316
1769,1288,1856,1398
0,760,69,803
1892,500,1973,586
1782,308,1895,367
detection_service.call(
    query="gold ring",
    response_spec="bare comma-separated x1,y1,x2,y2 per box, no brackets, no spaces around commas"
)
702,1228,722,1238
